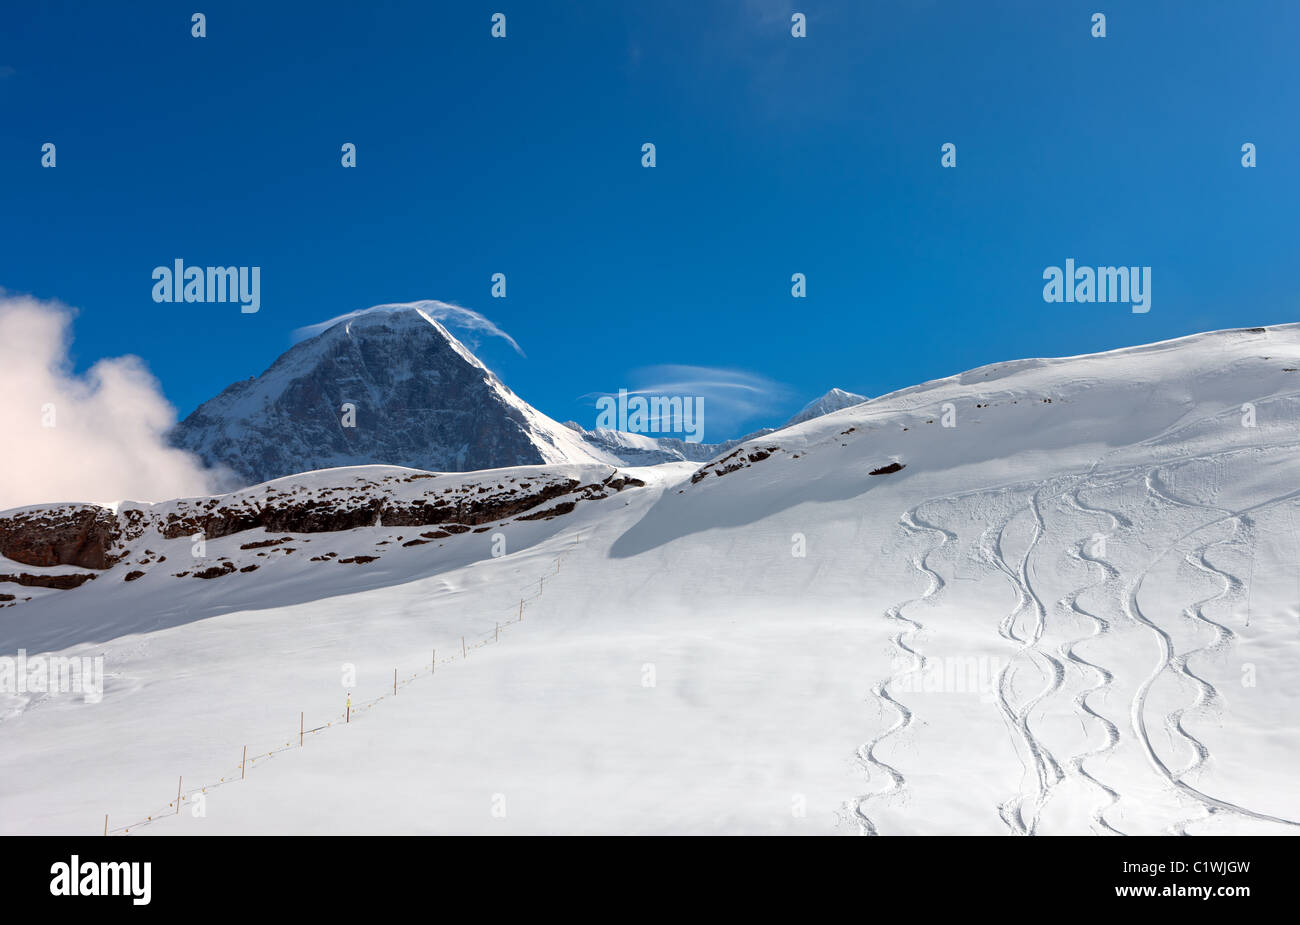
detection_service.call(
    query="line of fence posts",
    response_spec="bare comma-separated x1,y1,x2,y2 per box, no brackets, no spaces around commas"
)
106,549,565,834
130,621,493,836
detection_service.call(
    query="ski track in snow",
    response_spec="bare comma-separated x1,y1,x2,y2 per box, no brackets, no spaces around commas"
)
1120,467,1300,832
854,507,952,836
982,490,1065,835
1059,484,1126,835
849,442,1300,835
1162,518,1243,834
856,411,1300,836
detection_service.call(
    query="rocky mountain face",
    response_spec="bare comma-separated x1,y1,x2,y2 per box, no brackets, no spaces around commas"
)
169,306,610,488
168,303,868,488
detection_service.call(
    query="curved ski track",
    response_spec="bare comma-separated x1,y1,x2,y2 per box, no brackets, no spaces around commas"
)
1059,485,1126,835
1121,468,1300,830
854,507,953,836
981,489,1065,835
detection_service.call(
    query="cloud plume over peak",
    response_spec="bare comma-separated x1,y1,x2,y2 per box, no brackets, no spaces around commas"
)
291,299,526,357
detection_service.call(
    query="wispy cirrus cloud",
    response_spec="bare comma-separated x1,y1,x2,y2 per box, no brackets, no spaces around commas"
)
582,364,794,439
292,299,525,357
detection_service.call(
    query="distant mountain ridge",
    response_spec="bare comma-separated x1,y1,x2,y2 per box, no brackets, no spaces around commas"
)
169,304,866,487
783,387,868,427
561,385,868,466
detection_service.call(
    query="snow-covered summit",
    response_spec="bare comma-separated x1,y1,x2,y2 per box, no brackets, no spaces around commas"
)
782,387,867,428
170,303,868,487
169,305,616,486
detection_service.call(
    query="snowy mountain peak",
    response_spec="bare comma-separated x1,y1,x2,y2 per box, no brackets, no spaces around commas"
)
783,387,868,427
301,302,492,375
170,306,882,489
170,304,612,487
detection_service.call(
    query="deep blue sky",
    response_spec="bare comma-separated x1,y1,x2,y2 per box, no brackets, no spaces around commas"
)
2,1,1297,441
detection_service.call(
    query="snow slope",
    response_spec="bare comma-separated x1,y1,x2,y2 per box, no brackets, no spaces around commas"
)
3,324,1299,835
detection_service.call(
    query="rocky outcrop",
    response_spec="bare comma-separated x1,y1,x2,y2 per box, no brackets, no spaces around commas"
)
0,505,122,570
0,571,97,590
145,472,644,540
0,464,644,600
690,446,783,484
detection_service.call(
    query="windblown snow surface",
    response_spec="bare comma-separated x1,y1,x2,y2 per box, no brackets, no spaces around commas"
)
3,324,1300,835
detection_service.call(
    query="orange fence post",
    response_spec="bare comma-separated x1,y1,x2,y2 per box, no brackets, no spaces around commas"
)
241,746,247,780
176,776,182,815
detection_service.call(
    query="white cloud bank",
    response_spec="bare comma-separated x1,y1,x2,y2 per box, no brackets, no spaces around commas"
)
0,294,217,511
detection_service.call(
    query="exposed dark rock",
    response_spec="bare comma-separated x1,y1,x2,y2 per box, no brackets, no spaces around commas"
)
518,501,577,520
0,571,97,589
239,536,293,550
193,562,237,579
0,505,122,570
0,463,643,601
